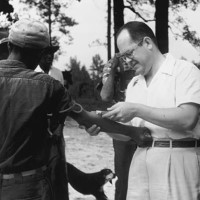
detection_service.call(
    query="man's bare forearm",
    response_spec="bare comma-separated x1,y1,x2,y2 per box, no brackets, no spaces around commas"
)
100,70,116,102
69,109,152,147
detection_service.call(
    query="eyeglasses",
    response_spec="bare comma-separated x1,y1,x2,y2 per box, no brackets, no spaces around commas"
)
116,38,144,62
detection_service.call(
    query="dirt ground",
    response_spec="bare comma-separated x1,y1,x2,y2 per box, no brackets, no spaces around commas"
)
64,117,116,200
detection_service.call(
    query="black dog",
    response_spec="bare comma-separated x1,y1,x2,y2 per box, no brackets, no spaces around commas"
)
67,162,116,200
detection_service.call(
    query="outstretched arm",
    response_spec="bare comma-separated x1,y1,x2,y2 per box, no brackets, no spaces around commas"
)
68,108,152,147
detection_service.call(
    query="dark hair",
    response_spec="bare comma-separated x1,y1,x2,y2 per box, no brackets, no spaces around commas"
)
8,42,44,57
8,42,44,70
116,21,158,47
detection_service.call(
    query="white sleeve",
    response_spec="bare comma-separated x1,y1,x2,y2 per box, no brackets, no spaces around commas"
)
175,63,200,107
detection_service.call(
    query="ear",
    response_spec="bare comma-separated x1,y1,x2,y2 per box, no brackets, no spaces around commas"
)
143,37,153,50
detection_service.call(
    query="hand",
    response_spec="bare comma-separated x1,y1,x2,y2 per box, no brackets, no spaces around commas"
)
102,102,137,123
85,124,101,136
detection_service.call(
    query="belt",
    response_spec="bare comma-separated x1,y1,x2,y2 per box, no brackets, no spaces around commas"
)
145,139,200,148
1,165,47,180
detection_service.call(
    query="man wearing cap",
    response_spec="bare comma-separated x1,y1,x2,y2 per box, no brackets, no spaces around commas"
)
0,18,61,200
0,18,152,200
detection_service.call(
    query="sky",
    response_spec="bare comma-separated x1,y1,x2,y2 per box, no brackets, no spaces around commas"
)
55,0,200,70
57,0,108,70
8,0,200,71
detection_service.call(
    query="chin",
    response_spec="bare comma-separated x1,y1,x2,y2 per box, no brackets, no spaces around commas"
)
135,68,146,76
134,70,142,76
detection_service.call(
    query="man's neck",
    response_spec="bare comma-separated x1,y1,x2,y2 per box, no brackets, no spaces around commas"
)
145,52,166,87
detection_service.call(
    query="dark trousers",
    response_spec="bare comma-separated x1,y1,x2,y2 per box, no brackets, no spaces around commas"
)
113,139,137,200
0,170,53,200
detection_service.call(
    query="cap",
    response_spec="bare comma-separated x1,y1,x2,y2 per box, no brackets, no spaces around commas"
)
8,18,50,49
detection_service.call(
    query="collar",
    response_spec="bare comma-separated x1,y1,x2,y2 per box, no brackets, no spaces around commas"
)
129,53,176,86
0,60,27,69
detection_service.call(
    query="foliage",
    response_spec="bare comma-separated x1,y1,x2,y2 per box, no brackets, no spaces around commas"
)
0,0,13,15
124,0,200,49
182,25,200,48
67,56,106,102
89,54,104,85
124,0,155,22
18,0,78,46
171,0,200,10
68,57,94,99
69,57,90,83
0,12,12,28
169,1,200,48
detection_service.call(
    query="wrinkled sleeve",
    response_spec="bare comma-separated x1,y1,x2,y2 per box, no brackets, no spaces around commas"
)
48,80,76,119
175,64,200,107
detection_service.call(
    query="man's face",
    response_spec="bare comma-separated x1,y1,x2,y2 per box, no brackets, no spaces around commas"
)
39,53,54,73
116,30,151,76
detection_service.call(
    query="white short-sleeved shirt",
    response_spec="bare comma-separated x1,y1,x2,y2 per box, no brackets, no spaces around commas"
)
125,53,200,139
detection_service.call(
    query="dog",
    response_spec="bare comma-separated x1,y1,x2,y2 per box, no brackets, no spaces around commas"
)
67,162,116,200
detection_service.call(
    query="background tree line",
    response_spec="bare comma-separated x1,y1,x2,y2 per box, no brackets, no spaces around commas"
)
1,0,200,109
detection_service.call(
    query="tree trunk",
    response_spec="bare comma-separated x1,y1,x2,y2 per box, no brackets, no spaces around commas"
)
155,0,169,54
107,0,112,60
113,0,124,53
48,0,52,45
0,0,13,14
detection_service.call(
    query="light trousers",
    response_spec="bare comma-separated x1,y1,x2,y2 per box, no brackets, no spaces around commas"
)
127,146,200,200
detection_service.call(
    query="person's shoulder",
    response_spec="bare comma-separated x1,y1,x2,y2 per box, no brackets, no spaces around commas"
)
174,56,200,76
32,70,53,82
165,53,199,77
175,57,196,68
33,66,53,83
33,69,63,87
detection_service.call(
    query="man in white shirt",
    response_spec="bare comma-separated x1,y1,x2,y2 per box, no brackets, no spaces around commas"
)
89,21,200,200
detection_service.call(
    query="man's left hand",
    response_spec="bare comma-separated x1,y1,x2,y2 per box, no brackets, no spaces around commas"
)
102,102,137,123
